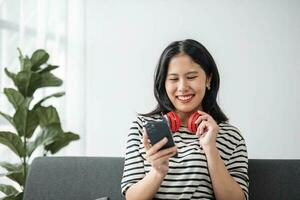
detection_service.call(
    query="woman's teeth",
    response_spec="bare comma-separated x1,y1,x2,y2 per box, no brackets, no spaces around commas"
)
177,95,193,101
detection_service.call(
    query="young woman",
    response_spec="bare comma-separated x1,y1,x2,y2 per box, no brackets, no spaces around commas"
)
121,39,248,200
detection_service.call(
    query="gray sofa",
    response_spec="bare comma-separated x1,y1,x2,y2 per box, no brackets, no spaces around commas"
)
23,157,300,200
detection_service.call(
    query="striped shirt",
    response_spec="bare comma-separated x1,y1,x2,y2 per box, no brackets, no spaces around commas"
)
121,115,249,199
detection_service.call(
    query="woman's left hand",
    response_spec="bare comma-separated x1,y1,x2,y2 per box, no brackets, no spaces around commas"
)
194,111,219,151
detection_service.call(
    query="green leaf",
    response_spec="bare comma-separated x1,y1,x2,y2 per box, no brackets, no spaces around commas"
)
0,132,24,157
33,92,65,110
2,194,21,200
0,184,19,197
37,72,63,88
45,132,79,154
0,167,25,187
30,106,62,156
17,48,24,68
6,170,25,186
35,106,61,127
4,68,16,83
0,162,22,172
22,56,32,71
14,71,32,97
2,192,23,200
23,97,33,108
3,88,25,110
0,165,27,188
25,110,39,138
17,48,32,71
13,70,63,97
13,107,27,137
10,192,23,200
27,72,44,96
15,191,23,200
37,64,59,74
27,123,62,157
30,49,49,71
13,107,39,138
14,70,42,97
0,111,15,127
17,72,63,97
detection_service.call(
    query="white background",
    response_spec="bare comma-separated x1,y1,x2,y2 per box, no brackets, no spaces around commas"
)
85,0,300,159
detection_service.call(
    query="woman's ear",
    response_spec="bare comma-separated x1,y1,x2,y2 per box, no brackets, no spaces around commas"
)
206,74,212,90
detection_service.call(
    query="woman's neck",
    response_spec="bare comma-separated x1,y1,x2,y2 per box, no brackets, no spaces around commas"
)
176,107,203,127
177,112,190,127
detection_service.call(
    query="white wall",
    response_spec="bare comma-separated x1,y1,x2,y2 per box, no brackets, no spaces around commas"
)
85,0,300,159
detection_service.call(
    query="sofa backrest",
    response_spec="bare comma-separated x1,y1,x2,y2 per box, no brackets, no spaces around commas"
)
23,157,300,200
23,157,125,200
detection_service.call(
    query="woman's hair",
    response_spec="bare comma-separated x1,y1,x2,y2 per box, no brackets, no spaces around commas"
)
142,39,228,123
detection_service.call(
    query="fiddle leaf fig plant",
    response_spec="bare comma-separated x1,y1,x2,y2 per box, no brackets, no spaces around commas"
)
0,48,80,199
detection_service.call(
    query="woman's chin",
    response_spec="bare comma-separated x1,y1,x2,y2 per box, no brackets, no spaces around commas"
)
175,108,198,115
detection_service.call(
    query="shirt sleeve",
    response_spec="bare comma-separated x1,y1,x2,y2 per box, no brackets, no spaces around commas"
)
121,116,146,195
227,138,249,200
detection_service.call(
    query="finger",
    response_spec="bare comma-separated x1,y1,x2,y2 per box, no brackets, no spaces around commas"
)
197,110,208,116
147,137,168,156
162,148,178,160
198,120,209,135
196,112,216,125
199,132,207,140
152,153,172,168
142,128,151,150
150,146,177,161
194,115,209,124
196,123,201,137
151,147,177,165
197,111,213,120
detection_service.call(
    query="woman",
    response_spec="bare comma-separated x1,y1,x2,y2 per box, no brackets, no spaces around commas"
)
121,39,249,199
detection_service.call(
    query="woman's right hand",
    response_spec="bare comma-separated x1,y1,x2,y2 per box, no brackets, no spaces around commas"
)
143,128,177,178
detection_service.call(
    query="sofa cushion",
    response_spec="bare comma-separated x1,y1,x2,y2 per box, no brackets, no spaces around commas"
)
249,159,300,200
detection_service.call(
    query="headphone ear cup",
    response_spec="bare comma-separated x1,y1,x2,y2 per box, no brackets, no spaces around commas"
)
166,112,180,132
187,112,201,133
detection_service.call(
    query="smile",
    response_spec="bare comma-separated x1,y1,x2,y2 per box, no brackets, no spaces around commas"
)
176,95,194,103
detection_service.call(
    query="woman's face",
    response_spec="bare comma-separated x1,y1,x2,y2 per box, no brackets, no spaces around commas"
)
165,54,210,118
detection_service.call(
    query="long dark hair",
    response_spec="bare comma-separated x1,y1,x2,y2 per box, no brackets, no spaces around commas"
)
142,39,228,123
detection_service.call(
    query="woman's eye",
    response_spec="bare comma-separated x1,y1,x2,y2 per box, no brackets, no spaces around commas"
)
187,76,197,80
169,78,178,81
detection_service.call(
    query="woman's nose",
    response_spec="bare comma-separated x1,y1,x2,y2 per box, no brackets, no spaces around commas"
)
178,80,189,92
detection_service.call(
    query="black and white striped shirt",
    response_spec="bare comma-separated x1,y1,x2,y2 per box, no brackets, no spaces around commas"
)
121,115,249,199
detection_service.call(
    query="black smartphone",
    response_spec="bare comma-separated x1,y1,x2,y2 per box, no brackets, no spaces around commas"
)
144,117,176,150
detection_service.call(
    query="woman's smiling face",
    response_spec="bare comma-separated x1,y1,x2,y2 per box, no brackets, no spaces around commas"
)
165,54,210,118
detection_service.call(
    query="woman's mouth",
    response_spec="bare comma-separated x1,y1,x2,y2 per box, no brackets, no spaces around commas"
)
176,94,194,103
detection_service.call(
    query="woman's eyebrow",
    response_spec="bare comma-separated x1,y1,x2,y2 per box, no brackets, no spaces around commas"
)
167,73,178,76
167,71,199,76
186,71,199,75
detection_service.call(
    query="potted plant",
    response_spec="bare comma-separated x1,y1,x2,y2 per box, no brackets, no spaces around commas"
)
0,48,80,199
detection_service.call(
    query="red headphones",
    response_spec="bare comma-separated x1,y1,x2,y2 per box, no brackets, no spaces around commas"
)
165,111,201,134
